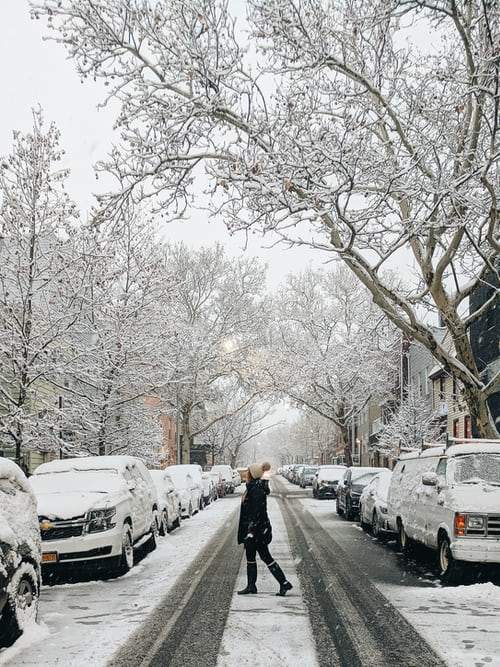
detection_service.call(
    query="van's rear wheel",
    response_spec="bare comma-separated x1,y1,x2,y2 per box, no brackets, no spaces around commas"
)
114,525,134,575
372,511,381,538
438,535,463,584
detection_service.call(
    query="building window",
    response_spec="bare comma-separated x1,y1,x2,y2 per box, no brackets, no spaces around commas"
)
452,377,459,400
464,415,472,439
439,376,446,401
453,418,460,438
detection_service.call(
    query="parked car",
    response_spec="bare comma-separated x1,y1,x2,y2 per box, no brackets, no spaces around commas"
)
211,465,235,493
387,441,500,583
336,466,381,520
208,470,225,498
299,466,319,488
31,456,159,574
0,460,41,647
149,470,181,535
201,472,213,507
312,465,347,499
232,469,241,488
165,466,202,518
359,469,393,538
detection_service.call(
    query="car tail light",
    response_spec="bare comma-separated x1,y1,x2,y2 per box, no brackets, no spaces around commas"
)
454,513,466,537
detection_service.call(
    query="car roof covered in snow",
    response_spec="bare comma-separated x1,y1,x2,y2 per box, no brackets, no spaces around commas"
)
446,441,500,457
33,455,144,476
399,447,445,461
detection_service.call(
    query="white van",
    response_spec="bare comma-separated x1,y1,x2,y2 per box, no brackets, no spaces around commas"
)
387,441,500,582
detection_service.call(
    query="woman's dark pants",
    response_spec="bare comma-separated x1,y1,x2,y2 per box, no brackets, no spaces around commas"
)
244,541,287,587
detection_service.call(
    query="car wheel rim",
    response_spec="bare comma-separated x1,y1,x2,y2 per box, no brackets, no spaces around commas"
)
15,577,36,629
163,512,169,532
372,514,378,535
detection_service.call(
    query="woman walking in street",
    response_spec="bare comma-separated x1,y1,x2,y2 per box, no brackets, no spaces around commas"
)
237,463,293,596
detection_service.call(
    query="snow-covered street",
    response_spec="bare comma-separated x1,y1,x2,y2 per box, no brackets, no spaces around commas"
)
4,478,500,667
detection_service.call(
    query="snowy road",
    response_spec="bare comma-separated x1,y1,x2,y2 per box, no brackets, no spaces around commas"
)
3,478,500,667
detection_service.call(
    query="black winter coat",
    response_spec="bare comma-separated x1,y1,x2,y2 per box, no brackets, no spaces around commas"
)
237,479,273,546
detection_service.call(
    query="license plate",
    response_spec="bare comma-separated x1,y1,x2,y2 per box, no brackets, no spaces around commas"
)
42,552,58,564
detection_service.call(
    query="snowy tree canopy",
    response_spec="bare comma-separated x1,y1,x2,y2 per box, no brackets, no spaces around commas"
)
33,0,500,437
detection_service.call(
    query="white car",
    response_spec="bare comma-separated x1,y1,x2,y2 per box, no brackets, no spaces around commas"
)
201,472,213,507
387,441,500,583
31,456,158,574
0,460,41,647
211,465,235,493
231,469,241,488
149,470,181,535
312,465,346,499
166,466,202,518
359,469,393,538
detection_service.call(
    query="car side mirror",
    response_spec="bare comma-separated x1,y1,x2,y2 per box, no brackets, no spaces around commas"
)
422,472,438,487
127,480,137,491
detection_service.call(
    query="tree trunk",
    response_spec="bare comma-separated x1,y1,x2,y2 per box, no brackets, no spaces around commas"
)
339,423,353,467
462,385,498,439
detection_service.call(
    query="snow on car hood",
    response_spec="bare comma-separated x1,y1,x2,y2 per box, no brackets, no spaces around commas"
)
31,472,129,521
447,483,500,512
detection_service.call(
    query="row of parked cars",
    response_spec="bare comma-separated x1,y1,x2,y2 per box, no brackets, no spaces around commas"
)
282,440,500,584
0,456,242,647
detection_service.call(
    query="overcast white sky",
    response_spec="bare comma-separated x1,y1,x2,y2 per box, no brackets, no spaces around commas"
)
0,0,325,288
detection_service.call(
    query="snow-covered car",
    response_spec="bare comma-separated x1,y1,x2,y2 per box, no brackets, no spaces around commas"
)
299,466,318,488
387,441,500,583
231,469,241,488
149,470,181,535
359,469,393,538
165,466,202,518
0,460,41,648
31,456,159,574
292,465,305,485
211,465,235,494
201,472,213,507
312,465,346,499
208,471,225,498
336,467,381,520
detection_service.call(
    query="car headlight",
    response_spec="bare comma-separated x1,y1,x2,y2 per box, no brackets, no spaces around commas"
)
86,507,116,533
379,506,388,514
467,515,485,530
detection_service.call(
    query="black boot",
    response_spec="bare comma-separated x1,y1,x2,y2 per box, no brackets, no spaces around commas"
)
268,561,293,596
238,562,257,594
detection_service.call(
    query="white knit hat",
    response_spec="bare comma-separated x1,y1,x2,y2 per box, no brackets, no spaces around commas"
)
249,463,263,480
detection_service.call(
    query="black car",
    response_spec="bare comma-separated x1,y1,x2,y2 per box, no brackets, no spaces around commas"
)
0,460,41,647
336,467,381,521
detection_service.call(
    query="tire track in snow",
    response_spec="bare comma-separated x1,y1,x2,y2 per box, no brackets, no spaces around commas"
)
108,506,242,667
274,478,444,667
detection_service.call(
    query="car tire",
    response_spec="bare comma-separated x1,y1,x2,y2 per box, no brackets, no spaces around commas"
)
345,499,354,522
114,524,134,576
0,562,39,648
438,534,463,584
397,520,414,556
371,511,381,538
336,498,344,516
144,516,159,554
173,516,181,530
159,510,169,536
359,506,369,531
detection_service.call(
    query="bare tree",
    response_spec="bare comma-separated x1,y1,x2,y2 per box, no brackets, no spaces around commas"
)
266,266,398,465
34,0,500,436
375,387,444,460
0,111,85,464
203,394,277,467
158,243,269,461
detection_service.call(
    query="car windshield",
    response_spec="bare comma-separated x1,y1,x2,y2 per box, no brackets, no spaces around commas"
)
31,471,123,494
452,454,500,486
167,469,189,488
303,468,317,475
351,470,379,485
318,468,343,481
